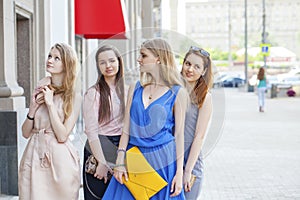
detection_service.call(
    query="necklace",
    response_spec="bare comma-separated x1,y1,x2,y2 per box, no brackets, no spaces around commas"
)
147,83,166,100
149,85,153,100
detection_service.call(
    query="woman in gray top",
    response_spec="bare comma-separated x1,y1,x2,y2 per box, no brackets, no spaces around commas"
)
181,46,213,200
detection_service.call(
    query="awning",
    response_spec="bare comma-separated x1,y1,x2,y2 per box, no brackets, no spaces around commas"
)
75,0,130,39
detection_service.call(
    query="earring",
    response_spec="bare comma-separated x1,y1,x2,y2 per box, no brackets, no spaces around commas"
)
157,61,161,64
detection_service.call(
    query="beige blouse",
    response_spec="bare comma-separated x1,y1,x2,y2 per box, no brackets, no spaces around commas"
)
83,86,123,142
34,76,64,131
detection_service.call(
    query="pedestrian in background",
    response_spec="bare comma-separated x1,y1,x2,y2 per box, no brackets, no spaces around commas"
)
102,38,188,199
19,43,81,200
82,45,125,199
181,46,213,200
257,67,267,112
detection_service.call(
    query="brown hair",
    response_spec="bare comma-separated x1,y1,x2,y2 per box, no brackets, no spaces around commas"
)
257,67,265,80
182,49,213,108
94,45,125,124
50,43,78,120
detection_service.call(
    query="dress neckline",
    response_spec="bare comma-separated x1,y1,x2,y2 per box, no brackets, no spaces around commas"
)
141,87,172,110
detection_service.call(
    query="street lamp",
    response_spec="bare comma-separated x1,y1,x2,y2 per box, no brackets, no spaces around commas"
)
262,0,267,68
244,0,248,86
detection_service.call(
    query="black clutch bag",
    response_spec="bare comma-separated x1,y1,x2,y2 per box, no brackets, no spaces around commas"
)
85,135,119,175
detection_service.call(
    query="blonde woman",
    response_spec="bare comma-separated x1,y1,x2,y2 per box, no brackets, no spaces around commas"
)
19,43,81,200
103,38,188,199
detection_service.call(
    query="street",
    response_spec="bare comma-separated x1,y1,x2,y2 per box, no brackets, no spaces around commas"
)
200,88,300,200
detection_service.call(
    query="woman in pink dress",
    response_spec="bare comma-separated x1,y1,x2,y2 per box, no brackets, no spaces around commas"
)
18,43,81,200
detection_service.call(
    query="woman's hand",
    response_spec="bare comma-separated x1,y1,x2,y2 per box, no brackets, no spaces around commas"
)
113,150,127,184
29,86,44,110
113,165,128,184
170,172,183,197
183,170,192,192
94,163,113,184
43,85,54,106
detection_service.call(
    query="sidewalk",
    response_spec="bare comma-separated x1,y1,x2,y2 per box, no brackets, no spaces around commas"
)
1,88,299,199
200,88,300,200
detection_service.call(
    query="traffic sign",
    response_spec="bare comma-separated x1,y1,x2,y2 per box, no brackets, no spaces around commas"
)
260,43,271,56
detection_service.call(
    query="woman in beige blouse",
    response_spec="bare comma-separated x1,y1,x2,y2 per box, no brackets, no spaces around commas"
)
82,45,125,199
18,43,81,200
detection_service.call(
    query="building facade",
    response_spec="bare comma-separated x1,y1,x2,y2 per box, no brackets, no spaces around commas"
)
185,0,300,60
0,0,165,195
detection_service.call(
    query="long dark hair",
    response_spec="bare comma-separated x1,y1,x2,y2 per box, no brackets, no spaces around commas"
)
94,45,125,124
257,67,265,80
182,49,213,108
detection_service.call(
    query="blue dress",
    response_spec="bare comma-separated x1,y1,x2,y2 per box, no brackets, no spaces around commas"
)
103,81,185,200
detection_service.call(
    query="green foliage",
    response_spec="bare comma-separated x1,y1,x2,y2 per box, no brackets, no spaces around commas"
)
178,46,265,65
235,53,264,62
207,48,238,61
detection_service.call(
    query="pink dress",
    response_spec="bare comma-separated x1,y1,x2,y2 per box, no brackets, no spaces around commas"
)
18,77,81,200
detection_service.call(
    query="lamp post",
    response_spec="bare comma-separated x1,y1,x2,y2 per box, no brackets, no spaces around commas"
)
244,0,248,86
262,0,267,68
228,0,232,69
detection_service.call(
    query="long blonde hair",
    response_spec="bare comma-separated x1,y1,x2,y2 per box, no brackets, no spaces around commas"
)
140,38,184,88
50,43,78,120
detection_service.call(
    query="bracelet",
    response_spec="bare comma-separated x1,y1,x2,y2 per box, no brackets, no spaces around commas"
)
27,114,34,120
117,148,126,154
114,164,126,168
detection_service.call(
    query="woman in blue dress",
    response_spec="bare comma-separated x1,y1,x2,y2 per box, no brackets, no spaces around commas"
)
102,38,188,200
181,46,213,200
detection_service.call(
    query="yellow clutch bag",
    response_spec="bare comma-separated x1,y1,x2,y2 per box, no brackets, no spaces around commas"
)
122,146,168,200
190,174,196,188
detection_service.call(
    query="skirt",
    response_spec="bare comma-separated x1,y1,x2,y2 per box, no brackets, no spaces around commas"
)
18,129,81,200
83,135,120,199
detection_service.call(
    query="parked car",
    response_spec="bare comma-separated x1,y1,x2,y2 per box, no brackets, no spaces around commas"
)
213,74,228,88
214,75,245,88
222,77,245,87
277,68,300,84
281,76,300,85
213,72,245,88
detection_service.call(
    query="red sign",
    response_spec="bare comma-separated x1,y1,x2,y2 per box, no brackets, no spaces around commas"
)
75,0,130,39
267,57,291,62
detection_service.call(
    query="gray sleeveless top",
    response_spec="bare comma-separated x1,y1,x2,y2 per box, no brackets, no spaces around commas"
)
183,103,203,177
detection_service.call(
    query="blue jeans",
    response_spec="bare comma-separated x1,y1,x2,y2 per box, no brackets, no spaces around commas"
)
257,87,266,108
